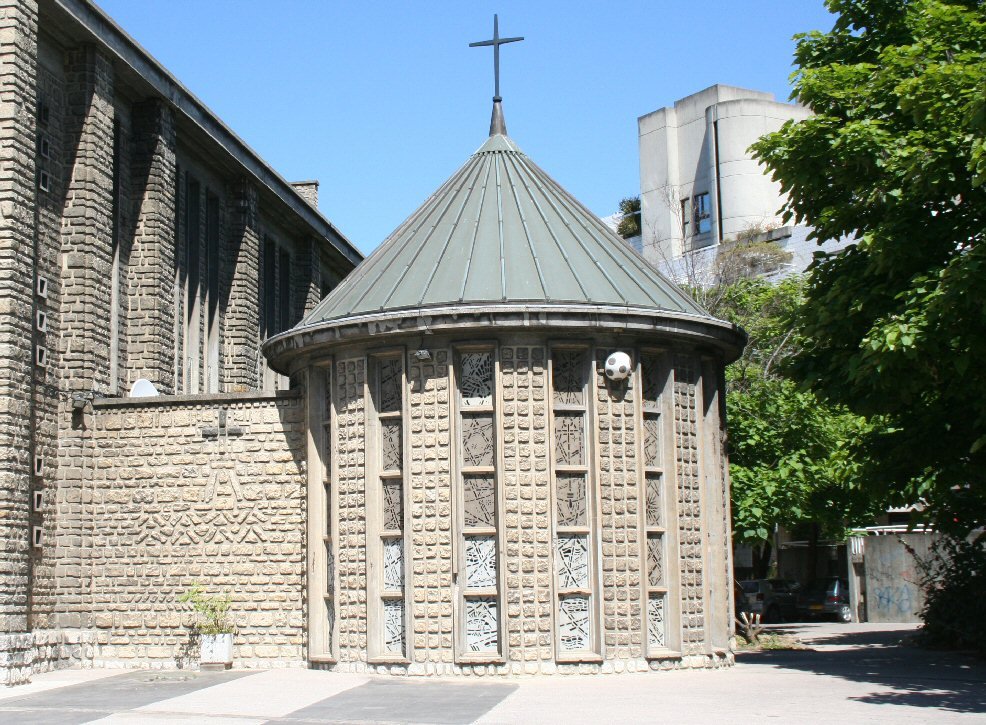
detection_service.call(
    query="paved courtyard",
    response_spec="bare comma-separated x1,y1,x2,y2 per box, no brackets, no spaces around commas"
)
0,622,982,724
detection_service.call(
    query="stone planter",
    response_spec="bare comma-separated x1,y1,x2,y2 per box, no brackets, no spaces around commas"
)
199,633,233,670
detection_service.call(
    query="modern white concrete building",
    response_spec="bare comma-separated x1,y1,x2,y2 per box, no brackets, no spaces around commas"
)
637,85,812,271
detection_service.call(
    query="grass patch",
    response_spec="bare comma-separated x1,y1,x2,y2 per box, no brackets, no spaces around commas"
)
735,633,809,651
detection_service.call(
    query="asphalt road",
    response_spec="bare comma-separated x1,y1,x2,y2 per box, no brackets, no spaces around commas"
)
0,622,982,724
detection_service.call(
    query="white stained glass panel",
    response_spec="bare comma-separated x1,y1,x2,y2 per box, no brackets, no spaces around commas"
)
460,352,494,407
384,599,405,654
383,538,404,591
465,535,497,589
558,595,590,651
465,597,498,652
648,594,666,649
556,535,589,589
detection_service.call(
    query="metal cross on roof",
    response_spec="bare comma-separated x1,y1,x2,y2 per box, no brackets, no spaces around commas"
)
469,14,523,101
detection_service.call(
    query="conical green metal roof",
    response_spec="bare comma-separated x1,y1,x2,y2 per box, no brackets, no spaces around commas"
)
299,117,710,327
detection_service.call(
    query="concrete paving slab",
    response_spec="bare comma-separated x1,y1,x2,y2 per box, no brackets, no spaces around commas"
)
128,670,368,720
0,670,251,725
0,669,122,703
284,678,517,724
0,624,981,724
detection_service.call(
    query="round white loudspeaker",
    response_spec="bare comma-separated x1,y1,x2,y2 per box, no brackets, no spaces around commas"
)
604,351,632,382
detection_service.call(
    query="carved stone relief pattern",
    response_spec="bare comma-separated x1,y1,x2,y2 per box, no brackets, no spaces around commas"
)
407,349,454,665
553,412,584,466
556,535,589,588
499,346,553,663
674,356,705,654
461,414,495,467
382,480,403,532
557,595,591,651
378,357,403,414
593,353,642,659
383,538,404,591
647,535,664,587
383,599,405,655
552,350,585,406
643,416,661,468
459,352,494,407
648,594,666,649
381,419,402,472
645,475,663,528
465,535,497,589
555,473,587,527
463,475,496,528
335,358,367,660
465,597,498,652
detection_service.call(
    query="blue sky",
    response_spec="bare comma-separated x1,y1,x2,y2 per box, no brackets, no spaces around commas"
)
96,1,837,255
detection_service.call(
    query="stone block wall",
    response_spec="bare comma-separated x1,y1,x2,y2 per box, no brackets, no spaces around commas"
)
0,0,39,648
83,392,308,669
316,339,734,676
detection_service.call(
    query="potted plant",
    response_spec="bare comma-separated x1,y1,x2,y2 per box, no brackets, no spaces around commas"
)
179,584,236,670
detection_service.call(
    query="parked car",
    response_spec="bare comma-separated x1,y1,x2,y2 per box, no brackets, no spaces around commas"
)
737,579,801,623
797,577,852,622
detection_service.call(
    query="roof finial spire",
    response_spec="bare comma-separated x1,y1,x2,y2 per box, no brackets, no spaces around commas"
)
469,14,523,136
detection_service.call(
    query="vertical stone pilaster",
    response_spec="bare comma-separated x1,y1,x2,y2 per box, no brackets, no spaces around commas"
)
223,180,260,392
334,357,367,663
700,358,732,651
54,44,116,630
127,99,177,392
499,346,553,671
594,350,644,663
407,349,453,672
672,355,706,659
0,0,39,666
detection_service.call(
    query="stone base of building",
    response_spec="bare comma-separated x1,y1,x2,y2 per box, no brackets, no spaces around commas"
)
317,651,734,677
0,629,102,686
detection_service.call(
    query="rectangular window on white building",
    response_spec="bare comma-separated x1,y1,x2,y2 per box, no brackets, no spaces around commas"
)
694,192,712,235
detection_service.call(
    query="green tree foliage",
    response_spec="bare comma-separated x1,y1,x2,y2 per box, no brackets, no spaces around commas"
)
707,278,882,576
752,0,986,534
616,196,641,239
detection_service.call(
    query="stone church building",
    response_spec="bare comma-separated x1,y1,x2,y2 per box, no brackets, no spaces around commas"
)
0,1,743,684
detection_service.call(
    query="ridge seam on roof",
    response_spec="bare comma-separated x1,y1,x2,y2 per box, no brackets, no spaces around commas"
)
501,153,549,300
459,154,493,302
379,159,480,310
417,159,487,306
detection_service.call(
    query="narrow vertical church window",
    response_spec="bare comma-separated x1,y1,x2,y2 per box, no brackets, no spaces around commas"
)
278,248,292,333
183,177,201,393
550,348,597,657
455,349,501,659
372,354,407,658
641,352,670,652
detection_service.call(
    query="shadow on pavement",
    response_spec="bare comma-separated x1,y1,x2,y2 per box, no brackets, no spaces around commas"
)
738,627,986,714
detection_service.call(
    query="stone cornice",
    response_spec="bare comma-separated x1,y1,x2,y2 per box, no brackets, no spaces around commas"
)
263,303,746,374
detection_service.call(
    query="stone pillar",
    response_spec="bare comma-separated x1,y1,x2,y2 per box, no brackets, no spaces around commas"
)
54,44,116,630
0,0,39,681
126,99,177,393
222,179,260,392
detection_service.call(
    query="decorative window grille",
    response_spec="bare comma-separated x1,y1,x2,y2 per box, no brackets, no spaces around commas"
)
550,348,596,657
374,355,406,657
455,350,501,658
641,352,670,652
